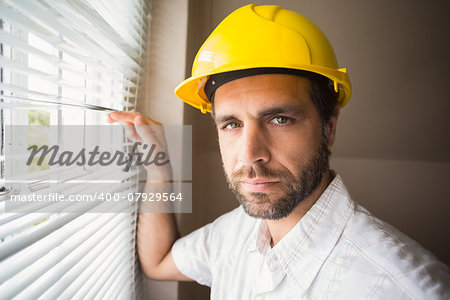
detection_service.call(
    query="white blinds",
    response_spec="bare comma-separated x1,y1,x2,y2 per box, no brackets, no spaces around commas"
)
0,0,149,111
0,0,150,299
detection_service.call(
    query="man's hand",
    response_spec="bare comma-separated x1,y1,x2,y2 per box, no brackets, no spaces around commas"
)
108,111,171,180
107,111,164,147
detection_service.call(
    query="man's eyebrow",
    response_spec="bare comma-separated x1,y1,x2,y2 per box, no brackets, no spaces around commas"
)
257,104,305,117
214,114,238,125
214,104,305,124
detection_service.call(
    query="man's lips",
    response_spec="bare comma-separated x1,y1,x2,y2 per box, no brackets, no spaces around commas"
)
239,178,280,192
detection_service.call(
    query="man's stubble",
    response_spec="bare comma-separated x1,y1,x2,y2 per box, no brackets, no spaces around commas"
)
225,134,330,220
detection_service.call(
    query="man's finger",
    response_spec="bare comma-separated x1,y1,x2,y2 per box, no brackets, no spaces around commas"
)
124,124,142,143
108,111,160,125
134,115,161,125
108,111,139,123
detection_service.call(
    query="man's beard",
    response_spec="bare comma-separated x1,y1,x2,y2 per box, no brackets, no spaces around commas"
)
225,139,330,220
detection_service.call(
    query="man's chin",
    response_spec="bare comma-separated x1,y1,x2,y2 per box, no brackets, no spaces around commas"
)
241,203,292,220
237,193,295,220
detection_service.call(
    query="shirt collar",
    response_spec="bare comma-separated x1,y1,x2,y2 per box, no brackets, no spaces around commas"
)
248,174,354,294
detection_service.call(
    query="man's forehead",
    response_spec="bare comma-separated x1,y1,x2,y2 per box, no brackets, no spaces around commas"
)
212,74,312,119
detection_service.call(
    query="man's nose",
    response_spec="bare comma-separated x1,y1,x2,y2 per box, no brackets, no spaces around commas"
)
238,124,270,165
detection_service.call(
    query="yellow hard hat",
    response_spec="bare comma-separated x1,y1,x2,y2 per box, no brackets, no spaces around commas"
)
175,4,351,114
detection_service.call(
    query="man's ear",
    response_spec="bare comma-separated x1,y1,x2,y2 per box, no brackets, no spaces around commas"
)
326,105,340,149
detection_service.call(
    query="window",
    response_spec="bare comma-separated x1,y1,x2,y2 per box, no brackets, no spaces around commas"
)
0,0,149,298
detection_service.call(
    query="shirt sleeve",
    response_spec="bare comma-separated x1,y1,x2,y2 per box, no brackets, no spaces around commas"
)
171,223,214,287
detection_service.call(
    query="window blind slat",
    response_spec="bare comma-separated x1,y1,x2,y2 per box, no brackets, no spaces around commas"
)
2,166,89,186
1,82,133,113
5,163,138,185
0,186,137,237
53,0,144,54
0,56,58,81
0,5,142,111
5,0,140,72
89,0,149,32
0,5,60,44
0,63,136,98
0,213,121,298
0,213,26,229
0,3,140,85
0,212,55,240
55,230,132,299
13,214,131,299
54,2,143,61
0,74,135,104
0,31,138,88
95,257,134,298
38,228,129,299
72,249,130,299
101,266,133,300
0,211,83,262
0,31,58,64
113,281,134,300
0,177,137,236
0,199,133,282
0,95,132,112
84,257,130,299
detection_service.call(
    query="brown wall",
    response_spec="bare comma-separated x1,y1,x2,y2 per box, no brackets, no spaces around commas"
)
178,0,450,299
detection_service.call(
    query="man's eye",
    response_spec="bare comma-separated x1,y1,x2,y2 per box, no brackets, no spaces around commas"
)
224,122,241,130
271,116,290,124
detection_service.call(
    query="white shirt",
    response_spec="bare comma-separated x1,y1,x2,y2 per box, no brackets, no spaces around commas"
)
172,175,450,299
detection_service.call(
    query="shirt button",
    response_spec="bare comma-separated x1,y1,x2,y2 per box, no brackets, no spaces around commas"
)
273,254,278,261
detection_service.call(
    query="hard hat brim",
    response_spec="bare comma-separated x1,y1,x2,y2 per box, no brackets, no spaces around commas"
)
174,65,351,114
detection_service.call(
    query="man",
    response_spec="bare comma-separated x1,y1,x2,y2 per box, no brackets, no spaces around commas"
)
109,4,450,299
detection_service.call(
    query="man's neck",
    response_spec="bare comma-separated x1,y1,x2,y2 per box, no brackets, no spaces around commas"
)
266,169,333,247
